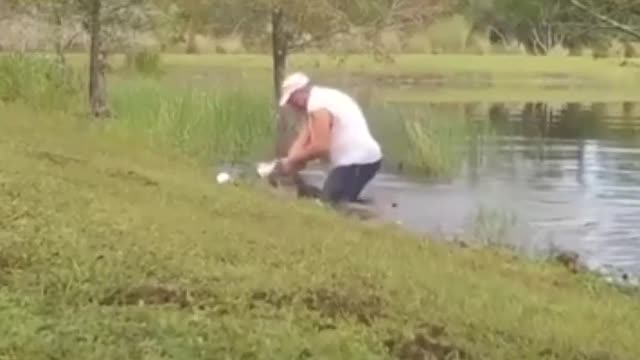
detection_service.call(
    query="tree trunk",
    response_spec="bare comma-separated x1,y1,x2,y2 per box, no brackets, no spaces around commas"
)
186,16,198,54
53,9,66,66
271,6,289,157
88,0,110,118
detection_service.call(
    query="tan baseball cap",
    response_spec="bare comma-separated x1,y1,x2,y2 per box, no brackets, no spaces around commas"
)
278,72,310,107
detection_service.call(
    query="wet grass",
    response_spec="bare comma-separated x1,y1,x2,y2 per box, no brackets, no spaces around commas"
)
1,103,640,359
374,104,497,180
401,117,470,179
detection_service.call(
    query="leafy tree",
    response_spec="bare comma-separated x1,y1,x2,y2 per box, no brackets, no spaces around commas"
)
570,0,640,41
9,0,167,117
460,0,640,53
166,0,215,53
219,0,453,155
461,0,600,54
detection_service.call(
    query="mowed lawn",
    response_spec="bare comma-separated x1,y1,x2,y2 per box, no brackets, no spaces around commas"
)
56,52,640,87
0,103,639,359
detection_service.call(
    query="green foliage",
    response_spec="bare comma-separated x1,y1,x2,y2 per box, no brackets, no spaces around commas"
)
0,53,83,111
4,0,640,56
124,48,162,74
108,78,274,163
421,15,472,53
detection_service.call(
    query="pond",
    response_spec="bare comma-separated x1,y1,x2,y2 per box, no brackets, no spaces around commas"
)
187,70,640,280
300,98,640,281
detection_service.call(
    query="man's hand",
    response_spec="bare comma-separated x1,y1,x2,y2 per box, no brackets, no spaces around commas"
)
277,157,303,175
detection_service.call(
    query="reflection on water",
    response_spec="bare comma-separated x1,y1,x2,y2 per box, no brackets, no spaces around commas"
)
361,100,640,277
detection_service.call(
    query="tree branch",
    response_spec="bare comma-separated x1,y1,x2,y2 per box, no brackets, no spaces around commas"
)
288,26,349,51
570,0,640,40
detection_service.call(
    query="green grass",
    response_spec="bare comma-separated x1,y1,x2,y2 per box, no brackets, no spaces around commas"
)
0,54,275,165
1,103,640,359
9,51,640,88
62,52,640,87
146,53,640,76
0,53,84,110
107,76,274,163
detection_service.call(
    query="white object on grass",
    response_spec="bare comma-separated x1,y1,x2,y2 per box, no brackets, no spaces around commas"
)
256,160,277,178
216,172,231,184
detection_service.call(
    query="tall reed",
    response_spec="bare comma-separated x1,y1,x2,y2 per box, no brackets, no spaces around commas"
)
108,78,274,163
0,53,84,111
1,54,275,164
373,105,470,179
391,104,497,180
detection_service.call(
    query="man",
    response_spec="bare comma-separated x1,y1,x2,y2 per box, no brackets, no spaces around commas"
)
275,72,383,204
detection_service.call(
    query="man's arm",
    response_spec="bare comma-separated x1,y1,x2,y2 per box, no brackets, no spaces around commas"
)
282,123,311,173
288,122,310,158
282,109,333,172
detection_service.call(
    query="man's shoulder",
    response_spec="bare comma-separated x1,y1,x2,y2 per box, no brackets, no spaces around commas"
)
311,85,349,97
307,86,352,111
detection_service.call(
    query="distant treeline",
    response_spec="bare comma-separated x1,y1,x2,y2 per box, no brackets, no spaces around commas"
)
1,0,639,58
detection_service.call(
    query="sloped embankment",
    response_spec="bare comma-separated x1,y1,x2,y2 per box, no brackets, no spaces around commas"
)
0,105,639,359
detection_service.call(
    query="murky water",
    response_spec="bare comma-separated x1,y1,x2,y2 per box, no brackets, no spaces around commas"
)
301,100,640,278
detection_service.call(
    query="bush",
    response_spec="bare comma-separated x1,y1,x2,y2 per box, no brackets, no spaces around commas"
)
0,53,83,110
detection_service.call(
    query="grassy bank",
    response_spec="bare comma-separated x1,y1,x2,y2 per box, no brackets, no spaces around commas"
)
59,52,640,88
1,103,640,359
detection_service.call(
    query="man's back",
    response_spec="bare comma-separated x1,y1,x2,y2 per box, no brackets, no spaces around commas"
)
306,86,382,167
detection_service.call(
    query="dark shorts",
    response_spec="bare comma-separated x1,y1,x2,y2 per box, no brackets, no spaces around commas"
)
321,159,382,204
